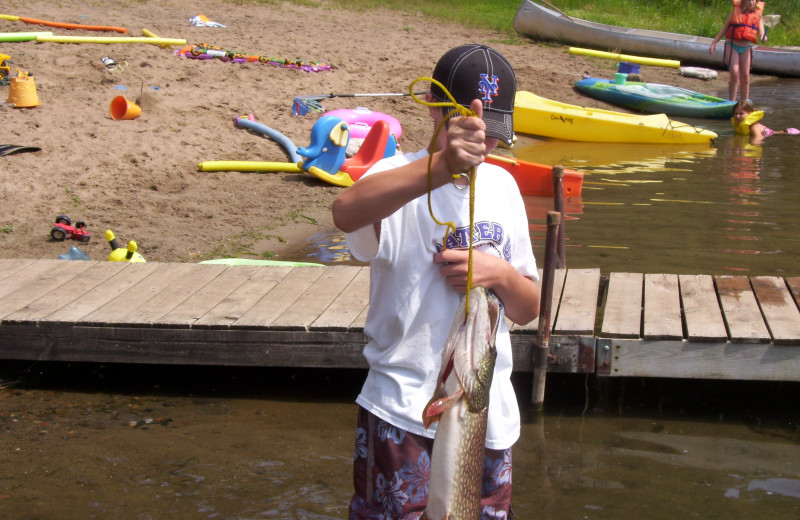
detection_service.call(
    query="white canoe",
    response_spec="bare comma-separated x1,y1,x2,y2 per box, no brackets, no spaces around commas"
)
513,0,800,77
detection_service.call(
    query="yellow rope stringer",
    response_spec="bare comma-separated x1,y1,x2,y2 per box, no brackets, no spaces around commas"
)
409,76,478,315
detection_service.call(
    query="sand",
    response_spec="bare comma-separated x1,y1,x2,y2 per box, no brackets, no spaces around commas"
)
0,0,728,263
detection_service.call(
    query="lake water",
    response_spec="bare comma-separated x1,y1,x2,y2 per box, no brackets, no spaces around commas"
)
2,80,799,519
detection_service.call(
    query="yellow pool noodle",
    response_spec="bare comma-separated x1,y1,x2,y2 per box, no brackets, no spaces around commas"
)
142,28,174,48
569,47,681,68
36,35,187,45
0,14,21,21
198,161,304,173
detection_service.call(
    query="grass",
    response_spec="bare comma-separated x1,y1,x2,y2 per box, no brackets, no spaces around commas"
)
265,0,799,47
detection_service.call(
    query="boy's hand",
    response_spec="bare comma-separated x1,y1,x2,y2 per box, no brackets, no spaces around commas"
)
434,247,504,294
441,99,488,175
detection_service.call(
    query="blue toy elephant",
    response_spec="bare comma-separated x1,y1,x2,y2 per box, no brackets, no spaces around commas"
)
297,115,349,174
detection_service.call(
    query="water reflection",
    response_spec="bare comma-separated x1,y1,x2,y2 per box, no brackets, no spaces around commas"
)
302,228,356,264
302,80,799,276
3,363,799,519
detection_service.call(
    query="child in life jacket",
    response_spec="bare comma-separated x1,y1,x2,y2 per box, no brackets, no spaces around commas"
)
709,0,766,102
732,100,799,144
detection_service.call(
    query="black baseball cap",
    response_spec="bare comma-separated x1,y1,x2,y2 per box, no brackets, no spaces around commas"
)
430,44,516,146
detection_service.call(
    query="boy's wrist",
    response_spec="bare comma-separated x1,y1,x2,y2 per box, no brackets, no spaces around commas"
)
429,151,459,187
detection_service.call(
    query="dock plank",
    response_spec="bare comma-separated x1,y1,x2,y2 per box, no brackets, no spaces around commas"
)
193,266,293,328
715,275,770,343
601,272,643,338
41,263,158,323
679,274,727,342
643,273,682,340
610,339,800,381
158,265,262,327
0,260,95,319
312,266,370,330
79,263,196,325
234,266,326,327
0,258,37,281
3,259,800,384
751,276,800,345
554,268,600,335
514,268,566,332
2,261,129,324
786,277,800,308
272,265,362,330
121,263,228,325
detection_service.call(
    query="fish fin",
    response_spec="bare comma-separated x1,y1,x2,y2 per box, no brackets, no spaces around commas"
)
422,389,463,429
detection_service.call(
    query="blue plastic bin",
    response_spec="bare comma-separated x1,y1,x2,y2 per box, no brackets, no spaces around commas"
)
617,62,641,74
617,61,641,74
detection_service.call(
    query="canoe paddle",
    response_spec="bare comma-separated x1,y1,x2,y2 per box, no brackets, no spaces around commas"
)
292,91,428,115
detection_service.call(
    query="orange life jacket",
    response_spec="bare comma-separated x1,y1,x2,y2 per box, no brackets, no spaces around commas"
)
729,1,764,43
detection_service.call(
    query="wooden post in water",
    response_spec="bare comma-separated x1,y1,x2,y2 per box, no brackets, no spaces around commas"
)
532,210,560,408
553,165,566,269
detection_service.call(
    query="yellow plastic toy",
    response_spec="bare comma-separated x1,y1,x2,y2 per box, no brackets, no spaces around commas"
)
0,54,11,80
105,229,146,262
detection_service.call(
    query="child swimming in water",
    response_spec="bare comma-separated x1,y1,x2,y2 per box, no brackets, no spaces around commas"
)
732,100,799,144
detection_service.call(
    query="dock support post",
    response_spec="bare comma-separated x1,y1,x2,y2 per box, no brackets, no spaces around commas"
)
532,210,560,408
553,165,566,269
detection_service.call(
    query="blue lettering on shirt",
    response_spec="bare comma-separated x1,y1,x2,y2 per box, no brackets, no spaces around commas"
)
436,221,510,261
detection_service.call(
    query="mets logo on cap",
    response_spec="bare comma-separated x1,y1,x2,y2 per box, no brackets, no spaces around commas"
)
479,73,500,104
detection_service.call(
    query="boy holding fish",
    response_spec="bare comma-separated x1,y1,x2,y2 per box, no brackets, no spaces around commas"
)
332,44,540,519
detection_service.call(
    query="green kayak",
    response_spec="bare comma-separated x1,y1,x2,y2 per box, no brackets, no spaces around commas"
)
574,77,736,119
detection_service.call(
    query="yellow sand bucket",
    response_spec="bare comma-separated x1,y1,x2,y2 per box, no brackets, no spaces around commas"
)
6,70,40,108
109,95,141,120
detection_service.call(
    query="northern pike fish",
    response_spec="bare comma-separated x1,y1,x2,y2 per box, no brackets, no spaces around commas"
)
421,285,501,520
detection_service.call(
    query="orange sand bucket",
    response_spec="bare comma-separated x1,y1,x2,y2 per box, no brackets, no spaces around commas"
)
109,95,141,120
7,71,40,108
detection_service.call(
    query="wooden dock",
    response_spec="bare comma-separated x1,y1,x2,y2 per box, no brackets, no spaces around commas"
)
1,259,800,382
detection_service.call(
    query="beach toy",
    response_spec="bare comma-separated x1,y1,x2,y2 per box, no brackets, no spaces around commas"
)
0,31,52,42
177,43,330,72
568,47,681,69
105,230,146,262
199,114,397,187
617,61,641,74
35,35,185,46
339,120,397,180
0,53,11,81
109,96,141,120
141,28,174,48
0,13,128,33
6,70,40,108
234,115,301,163
50,215,91,242
297,116,350,175
325,107,403,140
679,67,719,81
614,72,627,85
59,246,90,261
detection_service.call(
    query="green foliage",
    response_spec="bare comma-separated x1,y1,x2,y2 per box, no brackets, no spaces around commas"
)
266,0,799,46
542,0,798,45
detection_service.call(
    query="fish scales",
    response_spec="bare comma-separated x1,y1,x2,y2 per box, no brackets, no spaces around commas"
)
422,285,500,520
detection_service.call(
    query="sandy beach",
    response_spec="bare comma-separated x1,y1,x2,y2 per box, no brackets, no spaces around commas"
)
0,0,729,263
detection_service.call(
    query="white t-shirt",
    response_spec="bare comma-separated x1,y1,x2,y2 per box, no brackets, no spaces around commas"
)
346,149,538,450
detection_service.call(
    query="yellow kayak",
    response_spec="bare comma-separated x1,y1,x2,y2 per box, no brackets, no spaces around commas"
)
514,90,717,144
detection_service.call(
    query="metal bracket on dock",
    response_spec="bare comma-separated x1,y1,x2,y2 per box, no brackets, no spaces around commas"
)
546,335,595,373
595,338,613,375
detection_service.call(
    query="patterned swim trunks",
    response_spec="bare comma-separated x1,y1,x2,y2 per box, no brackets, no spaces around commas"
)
348,406,513,519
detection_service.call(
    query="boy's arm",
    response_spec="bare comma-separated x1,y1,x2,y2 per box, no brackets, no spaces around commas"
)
332,100,489,234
